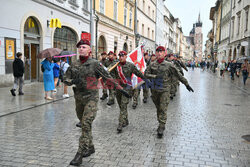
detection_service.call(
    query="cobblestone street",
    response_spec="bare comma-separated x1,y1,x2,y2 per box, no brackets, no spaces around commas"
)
0,69,250,167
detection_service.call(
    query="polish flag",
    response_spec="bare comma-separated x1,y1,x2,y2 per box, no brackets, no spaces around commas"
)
126,45,146,88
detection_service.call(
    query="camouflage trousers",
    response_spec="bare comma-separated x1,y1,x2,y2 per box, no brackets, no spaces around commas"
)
151,90,170,125
102,88,115,102
116,90,129,125
74,96,98,154
170,77,178,97
130,88,140,105
143,87,149,99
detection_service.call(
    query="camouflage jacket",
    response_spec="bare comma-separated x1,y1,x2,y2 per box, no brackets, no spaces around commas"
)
144,60,189,92
103,59,118,67
109,61,145,88
63,58,113,99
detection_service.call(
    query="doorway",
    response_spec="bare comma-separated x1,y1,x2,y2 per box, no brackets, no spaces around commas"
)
24,43,39,81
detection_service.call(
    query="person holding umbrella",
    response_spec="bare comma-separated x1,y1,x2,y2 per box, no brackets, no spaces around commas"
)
38,48,62,100
41,57,55,100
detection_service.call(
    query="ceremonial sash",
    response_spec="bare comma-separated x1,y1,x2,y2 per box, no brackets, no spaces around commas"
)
117,65,127,85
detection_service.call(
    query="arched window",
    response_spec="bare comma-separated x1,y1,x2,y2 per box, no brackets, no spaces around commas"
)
123,43,128,52
24,17,39,35
98,36,107,54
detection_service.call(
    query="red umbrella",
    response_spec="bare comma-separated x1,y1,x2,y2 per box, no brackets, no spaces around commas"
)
37,48,62,59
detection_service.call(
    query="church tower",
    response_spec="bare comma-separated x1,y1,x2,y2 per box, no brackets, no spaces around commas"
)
194,13,203,61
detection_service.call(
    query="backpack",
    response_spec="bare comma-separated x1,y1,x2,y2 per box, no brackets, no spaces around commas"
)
59,62,65,81
41,64,45,72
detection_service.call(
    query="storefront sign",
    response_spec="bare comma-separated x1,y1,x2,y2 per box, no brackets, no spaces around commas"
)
5,38,16,60
81,32,91,41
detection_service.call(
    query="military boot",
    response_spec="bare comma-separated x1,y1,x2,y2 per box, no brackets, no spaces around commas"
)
70,152,83,166
88,145,95,155
157,124,165,138
122,120,129,127
100,94,108,100
132,103,137,109
10,89,16,96
76,122,82,128
117,124,123,133
107,99,114,106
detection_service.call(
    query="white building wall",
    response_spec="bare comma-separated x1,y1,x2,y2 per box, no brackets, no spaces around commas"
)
0,0,91,86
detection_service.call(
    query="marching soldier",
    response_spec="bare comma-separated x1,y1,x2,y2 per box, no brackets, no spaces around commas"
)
109,51,146,133
103,51,117,105
100,52,108,100
145,46,194,138
64,39,129,166
143,53,156,103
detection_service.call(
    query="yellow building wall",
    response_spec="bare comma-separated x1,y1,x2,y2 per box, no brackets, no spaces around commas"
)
216,4,221,43
94,0,134,30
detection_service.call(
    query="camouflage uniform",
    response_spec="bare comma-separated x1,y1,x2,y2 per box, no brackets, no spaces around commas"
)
109,61,145,129
103,59,117,104
145,60,190,135
64,58,114,154
100,58,108,98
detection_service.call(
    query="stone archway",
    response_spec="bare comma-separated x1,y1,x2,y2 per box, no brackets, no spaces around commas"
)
53,26,77,64
98,35,107,54
123,43,128,52
233,48,237,60
240,46,245,57
228,49,232,62
23,16,42,81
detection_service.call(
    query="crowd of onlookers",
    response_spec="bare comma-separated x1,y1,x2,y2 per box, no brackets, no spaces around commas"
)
10,52,70,99
41,57,70,100
186,59,250,85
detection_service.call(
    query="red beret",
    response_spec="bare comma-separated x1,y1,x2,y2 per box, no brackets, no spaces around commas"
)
118,51,127,56
108,51,114,55
101,52,107,55
156,46,165,52
144,53,148,56
151,54,156,57
76,39,90,47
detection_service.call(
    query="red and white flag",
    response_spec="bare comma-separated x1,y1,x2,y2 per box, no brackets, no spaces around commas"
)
126,45,146,88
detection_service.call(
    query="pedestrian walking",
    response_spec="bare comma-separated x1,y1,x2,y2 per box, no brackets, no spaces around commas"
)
230,60,237,80
145,46,194,138
53,59,60,92
41,57,55,100
109,50,146,133
60,57,70,98
242,59,250,85
10,52,24,96
219,60,226,77
63,39,128,166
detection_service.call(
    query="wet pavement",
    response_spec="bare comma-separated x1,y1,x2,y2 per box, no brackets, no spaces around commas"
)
0,69,250,167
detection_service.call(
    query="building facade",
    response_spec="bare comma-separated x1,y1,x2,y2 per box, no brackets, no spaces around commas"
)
95,0,135,58
155,0,168,49
0,0,91,86
218,0,231,62
229,0,250,60
136,0,156,53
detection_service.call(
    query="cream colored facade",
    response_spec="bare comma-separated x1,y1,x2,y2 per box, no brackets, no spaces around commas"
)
95,0,135,58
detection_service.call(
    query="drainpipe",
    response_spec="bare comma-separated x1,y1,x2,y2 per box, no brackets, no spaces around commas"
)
229,0,232,44
134,0,138,47
93,0,99,60
90,0,93,46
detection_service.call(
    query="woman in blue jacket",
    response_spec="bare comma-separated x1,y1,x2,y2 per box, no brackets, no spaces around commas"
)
41,57,55,100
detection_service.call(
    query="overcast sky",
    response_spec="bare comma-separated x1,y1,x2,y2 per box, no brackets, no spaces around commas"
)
165,0,217,48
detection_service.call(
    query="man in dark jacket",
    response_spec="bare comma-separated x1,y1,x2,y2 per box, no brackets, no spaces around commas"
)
10,52,24,96
230,60,237,80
